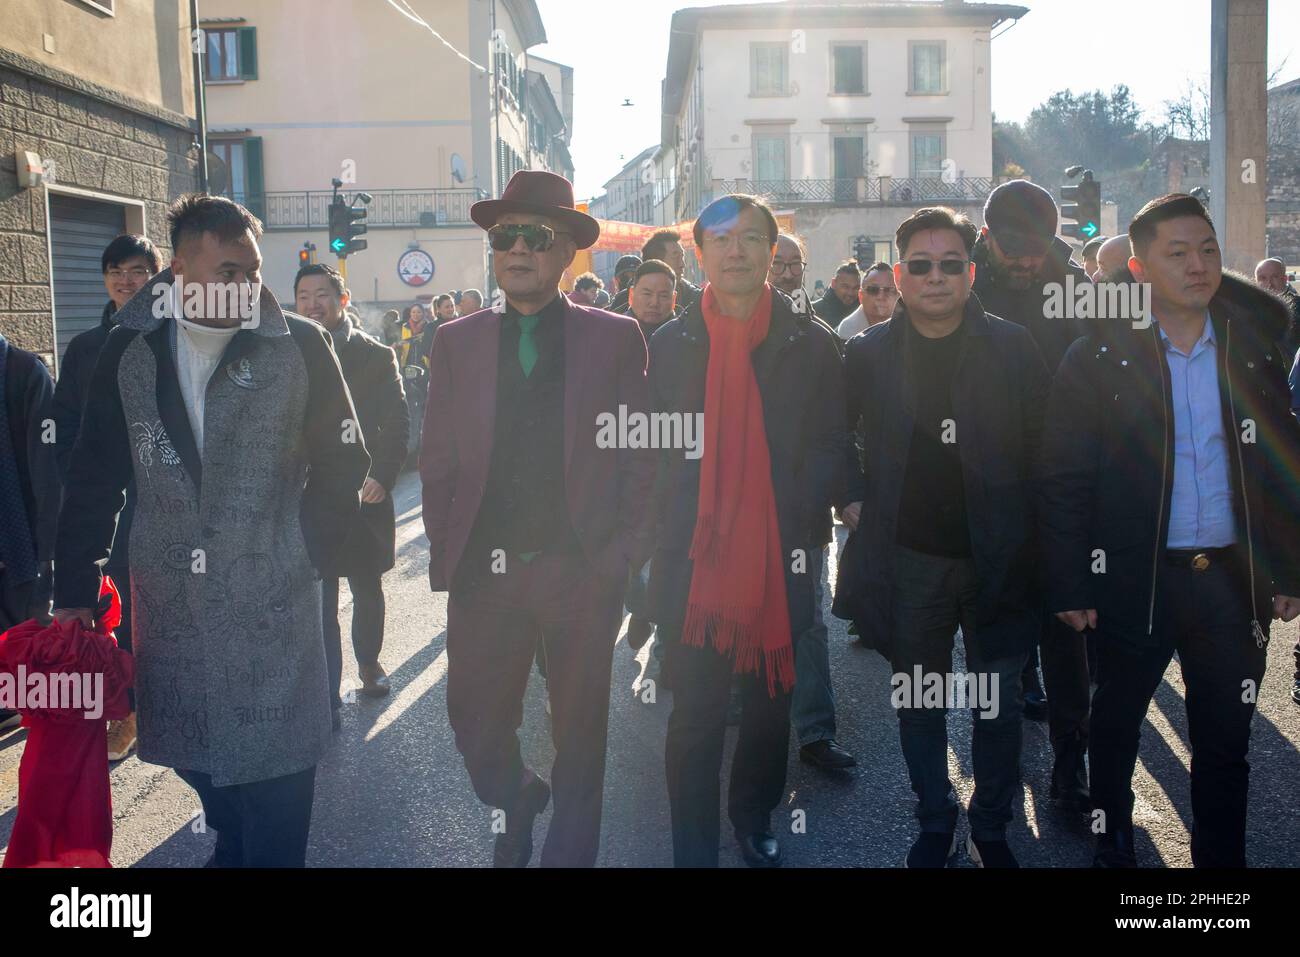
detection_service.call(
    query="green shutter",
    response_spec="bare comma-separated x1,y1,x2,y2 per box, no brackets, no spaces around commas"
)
238,27,258,80
244,136,264,221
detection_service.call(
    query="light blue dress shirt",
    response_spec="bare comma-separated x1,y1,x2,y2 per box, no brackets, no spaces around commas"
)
1158,313,1237,549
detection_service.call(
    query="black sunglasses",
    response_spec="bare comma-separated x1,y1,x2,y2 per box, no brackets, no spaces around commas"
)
488,223,570,252
904,258,969,276
863,285,896,296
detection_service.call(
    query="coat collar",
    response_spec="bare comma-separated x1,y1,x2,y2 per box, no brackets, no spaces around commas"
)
674,283,803,343
1082,268,1290,355
880,292,993,343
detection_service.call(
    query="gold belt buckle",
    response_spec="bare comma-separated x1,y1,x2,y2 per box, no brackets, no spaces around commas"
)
1191,552,1211,572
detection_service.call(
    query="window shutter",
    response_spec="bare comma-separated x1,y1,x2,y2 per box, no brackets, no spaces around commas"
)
238,27,258,80
244,136,265,221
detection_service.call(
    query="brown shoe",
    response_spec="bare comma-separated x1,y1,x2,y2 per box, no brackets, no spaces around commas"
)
358,663,391,698
107,712,138,761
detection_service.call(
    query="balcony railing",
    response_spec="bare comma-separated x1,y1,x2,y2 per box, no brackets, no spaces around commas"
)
718,176,996,206
226,188,488,229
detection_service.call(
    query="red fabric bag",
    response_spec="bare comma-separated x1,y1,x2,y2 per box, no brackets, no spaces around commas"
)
0,577,135,868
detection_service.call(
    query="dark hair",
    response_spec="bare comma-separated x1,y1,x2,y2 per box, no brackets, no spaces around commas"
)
861,260,892,276
834,260,862,279
692,194,779,249
434,293,454,308
1081,236,1106,258
642,229,682,262
383,308,400,322
293,262,345,298
895,206,978,257
1129,193,1215,258
101,234,162,273
634,259,677,285
407,303,426,321
167,193,263,252
575,271,603,291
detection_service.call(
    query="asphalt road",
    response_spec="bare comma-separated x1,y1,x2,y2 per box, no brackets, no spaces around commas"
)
2,469,1298,868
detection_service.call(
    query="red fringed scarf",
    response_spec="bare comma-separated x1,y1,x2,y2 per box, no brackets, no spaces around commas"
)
681,283,794,697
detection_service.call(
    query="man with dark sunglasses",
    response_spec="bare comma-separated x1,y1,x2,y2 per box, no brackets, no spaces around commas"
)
420,170,656,868
837,262,899,340
838,206,1050,868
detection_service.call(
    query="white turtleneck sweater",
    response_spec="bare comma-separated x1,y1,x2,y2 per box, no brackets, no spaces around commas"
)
175,316,240,455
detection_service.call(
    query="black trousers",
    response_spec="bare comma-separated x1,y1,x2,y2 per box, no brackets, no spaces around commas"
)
175,765,317,867
1090,557,1267,867
1039,612,1091,751
322,574,385,710
663,628,792,868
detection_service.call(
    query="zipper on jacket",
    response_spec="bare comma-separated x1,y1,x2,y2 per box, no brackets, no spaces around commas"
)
1223,320,1267,647
1148,331,1170,636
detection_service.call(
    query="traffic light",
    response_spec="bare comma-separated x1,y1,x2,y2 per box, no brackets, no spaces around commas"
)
852,235,872,266
1061,172,1102,241
298,242,316,270
328,197,368,258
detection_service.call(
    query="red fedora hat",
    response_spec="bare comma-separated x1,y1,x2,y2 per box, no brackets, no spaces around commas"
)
471,170,600,249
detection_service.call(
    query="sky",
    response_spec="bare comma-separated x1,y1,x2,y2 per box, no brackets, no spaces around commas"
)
526,0,1300,199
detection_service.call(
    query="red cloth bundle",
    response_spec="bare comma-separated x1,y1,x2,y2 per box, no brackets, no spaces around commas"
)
0,578,134,868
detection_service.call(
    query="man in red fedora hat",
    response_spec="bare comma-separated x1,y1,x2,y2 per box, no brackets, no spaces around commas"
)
420,169,656,867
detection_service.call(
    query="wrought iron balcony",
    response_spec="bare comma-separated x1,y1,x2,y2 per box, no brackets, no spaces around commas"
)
718,176,996,206
226,188,488,229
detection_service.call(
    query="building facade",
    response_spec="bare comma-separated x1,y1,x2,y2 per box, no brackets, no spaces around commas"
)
660,0,1026,288
0,0,200,369
199,0,571,321
590,144,658,281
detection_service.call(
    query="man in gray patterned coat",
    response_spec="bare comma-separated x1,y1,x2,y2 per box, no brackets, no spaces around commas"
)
53,195,371,867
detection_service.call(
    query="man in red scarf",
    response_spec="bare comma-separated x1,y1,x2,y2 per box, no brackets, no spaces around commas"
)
645,194,845,867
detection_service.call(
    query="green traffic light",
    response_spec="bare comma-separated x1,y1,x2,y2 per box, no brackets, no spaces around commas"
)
1081,221,1099,239
330,237,347,253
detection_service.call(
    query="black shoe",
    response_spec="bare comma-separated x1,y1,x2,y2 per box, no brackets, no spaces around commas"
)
626,616,654,651
905,831,957,868
1023,689,1048,722
1093,823,1138,868
493,773,552,868
737,831,782,867
1292,678,1300,707
967,833,1019,868
1050,736,1091,813
799,738,857,771
0,709,21,733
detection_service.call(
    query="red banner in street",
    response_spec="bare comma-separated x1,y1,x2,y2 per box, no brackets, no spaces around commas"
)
590,219,698,254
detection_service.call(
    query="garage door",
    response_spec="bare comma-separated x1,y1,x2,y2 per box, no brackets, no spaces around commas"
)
50,193,127,370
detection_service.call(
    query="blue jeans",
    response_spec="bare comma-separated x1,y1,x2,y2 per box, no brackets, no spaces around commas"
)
889,546,1026,841
791,545,837,746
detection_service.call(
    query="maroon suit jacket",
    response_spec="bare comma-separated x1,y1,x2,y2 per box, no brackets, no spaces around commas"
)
419,295,656,591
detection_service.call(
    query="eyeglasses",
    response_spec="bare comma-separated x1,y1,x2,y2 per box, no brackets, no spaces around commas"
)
106,267,151,280
863,285,897,296
770,259,806,274
702,230,770,252
904,258,969,276
487,223,571,253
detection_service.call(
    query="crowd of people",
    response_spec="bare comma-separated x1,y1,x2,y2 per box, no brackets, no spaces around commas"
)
2,166,1300,871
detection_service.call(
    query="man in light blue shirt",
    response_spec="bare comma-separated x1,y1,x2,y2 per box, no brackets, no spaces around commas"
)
1157,313,1237,550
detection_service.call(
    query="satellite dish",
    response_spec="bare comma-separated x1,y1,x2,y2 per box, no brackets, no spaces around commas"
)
451,153,466,184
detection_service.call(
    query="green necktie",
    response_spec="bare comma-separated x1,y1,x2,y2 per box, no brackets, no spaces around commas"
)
518,314,540,377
